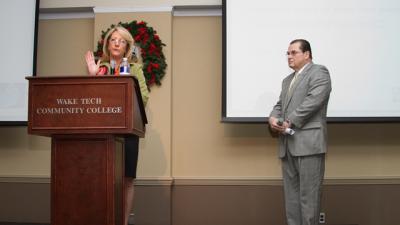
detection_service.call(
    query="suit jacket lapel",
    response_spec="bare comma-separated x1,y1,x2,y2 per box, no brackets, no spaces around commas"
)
284,62,314,111
283,72,295,110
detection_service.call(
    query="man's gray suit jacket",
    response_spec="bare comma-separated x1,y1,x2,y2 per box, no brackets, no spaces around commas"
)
270,62,332,158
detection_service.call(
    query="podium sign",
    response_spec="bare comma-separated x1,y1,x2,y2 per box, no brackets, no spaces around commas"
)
27,76,145,137
26,76,147,225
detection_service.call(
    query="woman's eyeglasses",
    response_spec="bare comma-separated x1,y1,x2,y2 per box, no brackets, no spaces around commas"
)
109,38,127,45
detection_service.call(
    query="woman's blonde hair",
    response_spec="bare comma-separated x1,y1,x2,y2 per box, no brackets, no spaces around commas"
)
101,26,135,62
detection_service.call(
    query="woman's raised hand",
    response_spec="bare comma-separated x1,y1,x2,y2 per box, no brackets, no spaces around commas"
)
85,51,101,75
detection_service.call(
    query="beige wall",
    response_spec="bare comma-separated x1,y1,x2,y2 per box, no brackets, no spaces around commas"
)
0,127,50,177
37,18,93,76
1,11,400,183
1,6,400,225
172,17,281,179
326,123,400,179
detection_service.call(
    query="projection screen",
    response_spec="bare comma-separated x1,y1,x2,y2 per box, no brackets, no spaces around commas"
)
223,0,400,122
0,0,39,125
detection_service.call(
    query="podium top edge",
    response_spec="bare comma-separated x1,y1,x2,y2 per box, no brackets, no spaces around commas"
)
25,75,137,80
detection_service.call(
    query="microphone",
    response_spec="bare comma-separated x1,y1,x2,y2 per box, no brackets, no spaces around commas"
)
277,118,295,135
110,60,116,75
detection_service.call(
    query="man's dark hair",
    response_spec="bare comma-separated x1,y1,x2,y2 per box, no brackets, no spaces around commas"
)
290,39,312,59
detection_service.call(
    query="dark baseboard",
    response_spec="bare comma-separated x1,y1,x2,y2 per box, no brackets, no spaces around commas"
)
1,181,400,225
0,223,49,225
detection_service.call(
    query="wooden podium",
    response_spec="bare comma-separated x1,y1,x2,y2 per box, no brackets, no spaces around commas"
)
26,76,147,225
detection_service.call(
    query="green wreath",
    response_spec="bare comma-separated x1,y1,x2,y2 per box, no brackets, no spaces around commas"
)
94,20,167,88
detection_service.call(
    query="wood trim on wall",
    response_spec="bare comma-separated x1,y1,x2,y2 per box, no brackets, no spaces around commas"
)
2,176,400,185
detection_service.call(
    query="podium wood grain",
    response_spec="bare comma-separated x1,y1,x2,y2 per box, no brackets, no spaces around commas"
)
26,76,147,225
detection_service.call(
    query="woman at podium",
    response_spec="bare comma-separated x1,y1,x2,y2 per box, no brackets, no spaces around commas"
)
85,26,149,225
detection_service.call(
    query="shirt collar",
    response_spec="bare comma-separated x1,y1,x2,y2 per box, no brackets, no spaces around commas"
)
296,62,310,76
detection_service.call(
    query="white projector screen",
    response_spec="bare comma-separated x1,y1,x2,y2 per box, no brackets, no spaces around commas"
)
0,0,38,125
223,0,400,122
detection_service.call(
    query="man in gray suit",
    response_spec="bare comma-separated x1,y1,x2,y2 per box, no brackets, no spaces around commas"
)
269,39,332,225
